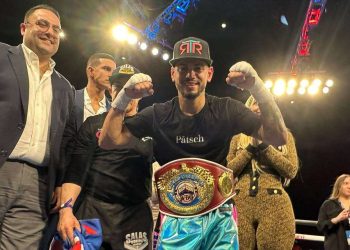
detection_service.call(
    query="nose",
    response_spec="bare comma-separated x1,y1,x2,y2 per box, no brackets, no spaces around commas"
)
186,69,197,78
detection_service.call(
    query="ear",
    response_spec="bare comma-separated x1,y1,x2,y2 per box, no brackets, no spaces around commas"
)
20,23,26,36
207,66,214,83
87,66,94,78
170,67,176,82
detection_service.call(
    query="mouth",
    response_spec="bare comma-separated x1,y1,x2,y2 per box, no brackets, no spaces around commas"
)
39,36,55,45
184,81,198,87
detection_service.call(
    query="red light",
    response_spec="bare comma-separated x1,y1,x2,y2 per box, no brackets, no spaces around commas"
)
308,8,321,25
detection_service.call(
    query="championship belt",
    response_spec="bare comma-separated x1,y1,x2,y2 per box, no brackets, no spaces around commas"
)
155,158,234,218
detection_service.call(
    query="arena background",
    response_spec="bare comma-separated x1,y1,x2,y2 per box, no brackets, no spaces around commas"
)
1,1,349,248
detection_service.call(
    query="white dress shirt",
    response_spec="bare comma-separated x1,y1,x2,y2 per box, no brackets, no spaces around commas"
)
9,44,55,166
83,88,107,121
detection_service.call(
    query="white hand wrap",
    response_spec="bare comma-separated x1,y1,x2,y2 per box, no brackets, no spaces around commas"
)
229,61,273,104
111,73,152,110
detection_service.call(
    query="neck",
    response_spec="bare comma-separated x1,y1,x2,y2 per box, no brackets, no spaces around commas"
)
338,196,350,207
178,92,205,116
39,60,50,77
86,82,105,101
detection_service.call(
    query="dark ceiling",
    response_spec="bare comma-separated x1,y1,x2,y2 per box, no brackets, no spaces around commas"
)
1,0,350,229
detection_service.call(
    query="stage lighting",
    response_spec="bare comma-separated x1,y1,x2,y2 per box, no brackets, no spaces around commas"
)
325,79,334,87
151,47,159,56
112,24,128,41
140,42,148,50
162,53,170,61
127,33,138,45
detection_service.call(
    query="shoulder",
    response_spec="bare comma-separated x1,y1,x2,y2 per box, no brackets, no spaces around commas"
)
153,97,176,110
143,97,176,117
0,42,10,51
53,69,71,85
321,199,338,208
0,43,20,58
206,94,243,107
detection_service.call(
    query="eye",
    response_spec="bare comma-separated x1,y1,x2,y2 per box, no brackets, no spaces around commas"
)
37,19,49,29
177,66,188,73
102,66,112,71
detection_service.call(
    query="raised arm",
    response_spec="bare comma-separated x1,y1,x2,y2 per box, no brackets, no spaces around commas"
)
99,73,153,150
226,61,287,146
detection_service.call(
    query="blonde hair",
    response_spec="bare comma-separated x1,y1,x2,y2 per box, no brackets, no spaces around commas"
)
329,174,350,199
237,96,290,185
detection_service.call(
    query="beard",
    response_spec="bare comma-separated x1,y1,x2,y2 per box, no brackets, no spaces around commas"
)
177,81,205,100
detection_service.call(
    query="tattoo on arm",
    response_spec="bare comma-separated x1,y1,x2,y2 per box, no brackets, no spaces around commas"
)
258,100,287,145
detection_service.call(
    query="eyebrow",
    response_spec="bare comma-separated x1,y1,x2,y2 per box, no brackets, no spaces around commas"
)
102,66,113,71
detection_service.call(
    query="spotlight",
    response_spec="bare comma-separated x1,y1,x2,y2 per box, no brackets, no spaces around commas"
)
286,88,294,95
59,30,66,39
127,34,138,45
112,24,128,41
298,87,306,95
300,79,309,88
264,80,273,89
221,22,227,29
162,53,170,61
287,79,297,89
325,79,334,87
151,47,159,56
312,79,322,87
140,42,148,50
322,87,330,94
273,79,286,96
307,85,318,95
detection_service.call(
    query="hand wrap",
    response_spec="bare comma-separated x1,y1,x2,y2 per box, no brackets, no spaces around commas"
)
111,73,152,110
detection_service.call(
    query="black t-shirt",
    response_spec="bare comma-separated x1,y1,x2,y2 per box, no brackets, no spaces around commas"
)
64,113,153,205
125,94,260,166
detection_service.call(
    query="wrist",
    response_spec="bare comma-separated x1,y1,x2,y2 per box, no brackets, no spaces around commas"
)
60,198,73,210
111,89,132,111
248,78,274,104
331,218,339,224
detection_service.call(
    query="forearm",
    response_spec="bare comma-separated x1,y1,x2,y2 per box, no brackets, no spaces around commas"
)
99,107,131,149
227,148,254,175
227,61,287,146
257,100,287,147
60,183,82,206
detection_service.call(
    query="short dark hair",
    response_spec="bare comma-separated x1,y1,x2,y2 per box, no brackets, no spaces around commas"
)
87,53,116,68
24,4,60,22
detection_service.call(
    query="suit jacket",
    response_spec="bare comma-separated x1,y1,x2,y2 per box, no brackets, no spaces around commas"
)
0,42,75,211
72,88,111,132
58,88,111,184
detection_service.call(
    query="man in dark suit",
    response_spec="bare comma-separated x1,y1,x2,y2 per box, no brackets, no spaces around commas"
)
40,53,116,249
0,4,74,249
65,53,116,138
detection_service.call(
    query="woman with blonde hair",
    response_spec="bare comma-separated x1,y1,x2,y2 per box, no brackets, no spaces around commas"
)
317,174,350,250
227,96,299,249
